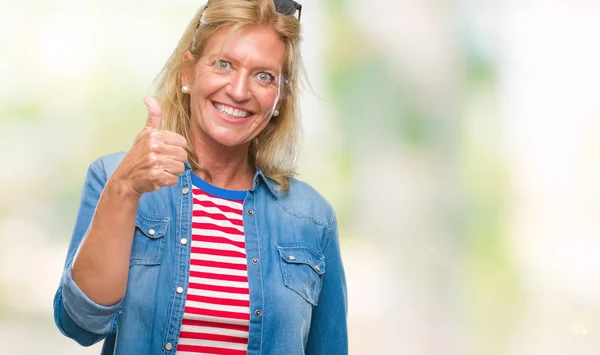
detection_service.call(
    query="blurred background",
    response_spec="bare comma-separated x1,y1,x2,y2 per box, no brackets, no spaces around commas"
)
1,0,600,354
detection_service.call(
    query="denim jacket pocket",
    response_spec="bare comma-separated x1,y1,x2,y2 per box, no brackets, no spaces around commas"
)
130,213,169,266
277,244,326,306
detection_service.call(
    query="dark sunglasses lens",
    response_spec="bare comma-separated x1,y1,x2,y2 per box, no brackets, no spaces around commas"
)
273,0,298,16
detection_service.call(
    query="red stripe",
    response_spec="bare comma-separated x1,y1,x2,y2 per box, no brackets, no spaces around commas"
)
189,282,250,294
192,235,246,249
190,270,248,283
194,198,242,215
179,331,247,344
177,344,246,355
193,209,244,227
184,306,250,320
181,318,249,332
192,222,244,236
191,259,248,271
192,247,246,258
186,294,250,307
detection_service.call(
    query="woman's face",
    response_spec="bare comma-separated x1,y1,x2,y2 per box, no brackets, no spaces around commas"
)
183,24,286,150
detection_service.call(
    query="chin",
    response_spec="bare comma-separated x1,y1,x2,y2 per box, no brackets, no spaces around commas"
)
210,131,250,148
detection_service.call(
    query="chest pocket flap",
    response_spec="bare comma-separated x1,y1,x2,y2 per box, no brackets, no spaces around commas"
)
277,244,326,306
131,214,169,266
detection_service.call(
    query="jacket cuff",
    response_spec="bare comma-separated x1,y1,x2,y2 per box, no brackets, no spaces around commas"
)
61,266,122,335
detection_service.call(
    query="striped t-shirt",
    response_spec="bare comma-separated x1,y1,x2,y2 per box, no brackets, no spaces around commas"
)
176,173,250,355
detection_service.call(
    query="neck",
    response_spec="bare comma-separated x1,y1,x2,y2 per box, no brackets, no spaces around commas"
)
189,126,255,191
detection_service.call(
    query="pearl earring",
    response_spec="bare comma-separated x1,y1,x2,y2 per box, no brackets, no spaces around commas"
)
182,85,189,94
273,110,279,117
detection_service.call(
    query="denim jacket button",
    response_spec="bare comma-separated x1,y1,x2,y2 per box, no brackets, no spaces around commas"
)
176,286,184,294
180,238,188,245
313,265,320,272
148,229,156,236
247,209,254,216
251,258,259,264
288,255,296,261
255,309,262,317
182,187,189,195
164,342,173,351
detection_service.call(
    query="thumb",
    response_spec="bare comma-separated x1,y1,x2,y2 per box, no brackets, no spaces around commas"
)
143,96,163,129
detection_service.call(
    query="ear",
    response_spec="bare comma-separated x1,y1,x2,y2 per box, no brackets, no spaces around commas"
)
180,50,195,87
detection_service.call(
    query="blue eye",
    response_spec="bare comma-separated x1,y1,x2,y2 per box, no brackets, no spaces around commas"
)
217,60,231,70
257,72,275,84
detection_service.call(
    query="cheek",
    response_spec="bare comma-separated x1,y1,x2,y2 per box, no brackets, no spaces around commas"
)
194,71,227,96
255,113,275,135
257,89,280,111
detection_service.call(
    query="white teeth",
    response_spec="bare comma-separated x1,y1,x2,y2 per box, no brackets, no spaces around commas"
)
214,103,251,118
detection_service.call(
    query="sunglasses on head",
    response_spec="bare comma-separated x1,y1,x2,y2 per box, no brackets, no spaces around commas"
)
273,0,302,21
203,0,303,22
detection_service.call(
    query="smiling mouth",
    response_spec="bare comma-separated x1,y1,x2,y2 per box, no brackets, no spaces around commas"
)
213,102,254,119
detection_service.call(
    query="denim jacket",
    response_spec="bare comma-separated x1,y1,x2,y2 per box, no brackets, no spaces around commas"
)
53,152,348,355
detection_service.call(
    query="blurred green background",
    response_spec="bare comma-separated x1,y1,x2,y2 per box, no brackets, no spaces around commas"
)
2,0,600,354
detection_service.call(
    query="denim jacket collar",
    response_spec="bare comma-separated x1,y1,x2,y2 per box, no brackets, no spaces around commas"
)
251,169,281,199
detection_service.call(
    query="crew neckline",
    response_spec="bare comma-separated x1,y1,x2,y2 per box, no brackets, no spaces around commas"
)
190,173,248,201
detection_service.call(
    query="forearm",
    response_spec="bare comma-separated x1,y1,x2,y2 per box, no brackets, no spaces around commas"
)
72,178,140,306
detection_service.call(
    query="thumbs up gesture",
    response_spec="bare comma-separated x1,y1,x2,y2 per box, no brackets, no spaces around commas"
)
144,96,164,130
111,97,189,197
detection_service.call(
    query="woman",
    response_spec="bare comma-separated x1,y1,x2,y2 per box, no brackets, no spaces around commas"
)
53,0,348,354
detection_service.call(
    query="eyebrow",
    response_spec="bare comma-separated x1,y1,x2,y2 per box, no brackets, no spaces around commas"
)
207,52,281,74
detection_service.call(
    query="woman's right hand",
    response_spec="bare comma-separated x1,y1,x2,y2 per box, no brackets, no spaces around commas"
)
111,97,188,198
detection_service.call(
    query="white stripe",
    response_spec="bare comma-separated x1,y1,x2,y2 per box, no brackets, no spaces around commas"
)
192,205,243,221
182,313,250,326
189,277,248,289
191,228,246,243
192,216,244,232
186,288,250,301
191,241,246,254
193,253,247,265
193,192,243,210
190,264,248,277
189,258,246,268
177,338,248,351
185,300,250,314
179,324,249,338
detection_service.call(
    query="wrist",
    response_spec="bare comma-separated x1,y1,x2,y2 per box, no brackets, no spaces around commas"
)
106,175,142,202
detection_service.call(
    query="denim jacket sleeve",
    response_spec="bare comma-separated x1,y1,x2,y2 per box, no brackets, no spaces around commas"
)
305,213,349,355
53,158,122,346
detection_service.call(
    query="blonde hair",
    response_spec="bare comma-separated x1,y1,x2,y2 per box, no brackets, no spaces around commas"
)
154,0,303,193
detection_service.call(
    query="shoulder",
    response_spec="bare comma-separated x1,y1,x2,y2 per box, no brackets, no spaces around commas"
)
274,177,336,229
87,152,127,179
95,152,127,172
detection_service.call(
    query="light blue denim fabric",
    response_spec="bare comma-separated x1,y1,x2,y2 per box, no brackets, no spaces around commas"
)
53,152,348,355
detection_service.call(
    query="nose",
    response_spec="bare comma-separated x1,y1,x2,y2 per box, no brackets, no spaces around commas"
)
225,71,252,102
